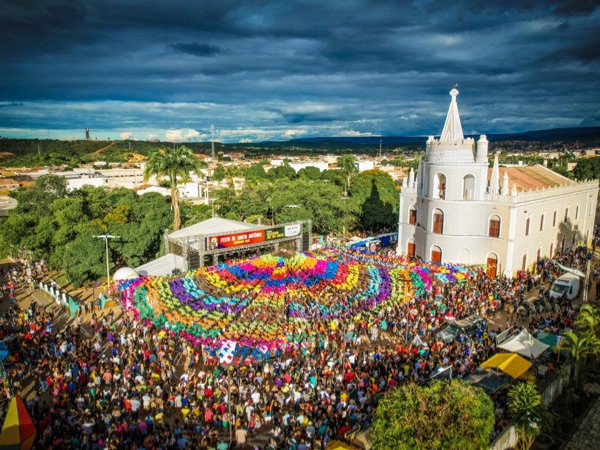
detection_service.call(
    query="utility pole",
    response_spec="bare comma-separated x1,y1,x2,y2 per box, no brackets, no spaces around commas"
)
211,124,216,159
93,234,120,284
583,257,592,303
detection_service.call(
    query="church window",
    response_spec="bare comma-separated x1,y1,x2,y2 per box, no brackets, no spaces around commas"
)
463,175,475,200
488,216,500,238
409,206,417,225
553,209,557,227
564,207,569,222
525,217,530,236
432,209,444,234
540,214,545,232
575,205,579,220
434,173,446,200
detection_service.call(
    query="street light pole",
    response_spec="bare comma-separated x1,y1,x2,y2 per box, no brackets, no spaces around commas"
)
93,234,120,284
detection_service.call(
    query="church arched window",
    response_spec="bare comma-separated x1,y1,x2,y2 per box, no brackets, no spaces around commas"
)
488,215,500,238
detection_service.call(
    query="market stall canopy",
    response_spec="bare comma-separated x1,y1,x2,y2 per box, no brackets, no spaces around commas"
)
535,332,562,349
0,396,36,450
465,370,512,394
498,328,550,359
481,353,533,379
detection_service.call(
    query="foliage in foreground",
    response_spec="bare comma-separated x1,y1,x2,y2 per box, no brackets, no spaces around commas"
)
508,382,552,450
371,380,494,450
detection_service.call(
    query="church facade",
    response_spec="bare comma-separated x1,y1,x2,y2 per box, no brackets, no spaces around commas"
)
396,88,599,277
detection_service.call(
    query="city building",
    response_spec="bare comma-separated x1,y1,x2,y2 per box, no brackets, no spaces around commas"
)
397,88,599,276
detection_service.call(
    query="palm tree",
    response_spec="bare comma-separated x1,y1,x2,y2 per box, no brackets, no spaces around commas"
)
143,146,205,231
559,330,600,388
576,303,600,339
337,154,358,197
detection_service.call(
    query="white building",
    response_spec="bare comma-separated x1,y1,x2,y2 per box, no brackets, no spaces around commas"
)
66,177,107,192
397,88,598,277
357,160,374,172
289,161,329,172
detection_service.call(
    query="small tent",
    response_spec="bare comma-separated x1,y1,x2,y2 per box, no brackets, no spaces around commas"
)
0,396,36,450
535,332,562,349
497,328,550,359
481,353,532,379
465,370,512,394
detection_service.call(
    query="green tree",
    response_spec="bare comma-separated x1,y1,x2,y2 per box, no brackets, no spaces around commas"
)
320,169,345,188
573,157,600,181
337,154,358,196
371,380,494,450
268,165,297,180
246,163,268,180
350,169,399,230
559,330,600,388
63,222,108,286
212,164,227,181
297,166,321,180
143,146,204,231
576,303,600,339
508,382,552,450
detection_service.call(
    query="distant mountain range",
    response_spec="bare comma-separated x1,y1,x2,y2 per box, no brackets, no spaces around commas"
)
279,126,600,146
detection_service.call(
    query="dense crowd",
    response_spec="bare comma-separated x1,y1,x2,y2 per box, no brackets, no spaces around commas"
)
0,246,595,450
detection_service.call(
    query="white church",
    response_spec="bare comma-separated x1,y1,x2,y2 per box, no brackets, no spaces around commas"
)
397,88,599,277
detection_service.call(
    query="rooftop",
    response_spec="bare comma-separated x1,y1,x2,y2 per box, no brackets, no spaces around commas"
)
490,165,574,191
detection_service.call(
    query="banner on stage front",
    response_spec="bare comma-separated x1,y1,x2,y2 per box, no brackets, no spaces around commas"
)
206,230,266,250
206,223,302,250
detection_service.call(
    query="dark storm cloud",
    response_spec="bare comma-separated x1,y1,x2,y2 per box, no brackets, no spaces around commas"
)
0,0,599,141
170,42,224,57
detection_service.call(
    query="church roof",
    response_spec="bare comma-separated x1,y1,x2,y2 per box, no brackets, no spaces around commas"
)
488,165,573,191
439,87,464,143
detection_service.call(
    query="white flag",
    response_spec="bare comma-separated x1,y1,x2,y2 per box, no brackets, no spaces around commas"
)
412,335,426,347
218,340,237,366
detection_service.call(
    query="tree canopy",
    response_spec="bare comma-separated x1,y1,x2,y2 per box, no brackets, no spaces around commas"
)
0,177,173,287
572,156,600,181
371,380,494,450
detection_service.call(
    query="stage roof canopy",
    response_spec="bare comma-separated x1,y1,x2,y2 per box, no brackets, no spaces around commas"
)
168,217,262,240
136,253,186,277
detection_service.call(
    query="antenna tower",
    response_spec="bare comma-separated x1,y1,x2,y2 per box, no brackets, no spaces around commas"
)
210,124,215,159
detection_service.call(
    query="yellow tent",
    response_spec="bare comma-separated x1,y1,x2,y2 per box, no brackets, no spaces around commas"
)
481,353,532,379
0,396,37,450
326,441,356,450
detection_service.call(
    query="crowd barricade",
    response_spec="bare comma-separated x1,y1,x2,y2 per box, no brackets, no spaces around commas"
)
38,281,81,317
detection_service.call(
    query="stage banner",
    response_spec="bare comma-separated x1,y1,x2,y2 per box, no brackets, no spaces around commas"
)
206,230,266,250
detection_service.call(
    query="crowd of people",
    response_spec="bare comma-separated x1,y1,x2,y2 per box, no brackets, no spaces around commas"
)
0,246,595,450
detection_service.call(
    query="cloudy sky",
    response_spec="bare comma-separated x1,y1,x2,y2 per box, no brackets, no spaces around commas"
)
1,0,599,143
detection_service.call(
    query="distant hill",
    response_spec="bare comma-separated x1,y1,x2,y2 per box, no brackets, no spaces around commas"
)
280,126,600,146
0,126,598,167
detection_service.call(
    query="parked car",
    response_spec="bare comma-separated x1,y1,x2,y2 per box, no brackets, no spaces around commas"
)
436,315,488,344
